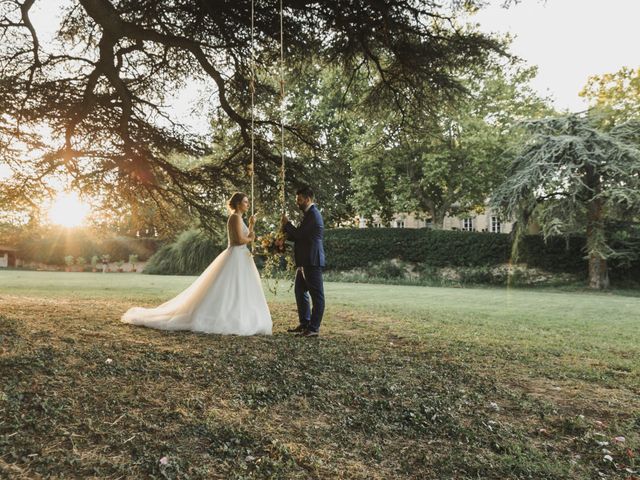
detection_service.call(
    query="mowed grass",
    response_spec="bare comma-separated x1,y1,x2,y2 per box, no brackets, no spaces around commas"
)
1,271,639,479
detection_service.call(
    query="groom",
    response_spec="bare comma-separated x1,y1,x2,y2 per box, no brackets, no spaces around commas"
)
281,185,325,337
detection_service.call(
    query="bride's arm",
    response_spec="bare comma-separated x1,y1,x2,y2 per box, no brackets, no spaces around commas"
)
228,214,255,245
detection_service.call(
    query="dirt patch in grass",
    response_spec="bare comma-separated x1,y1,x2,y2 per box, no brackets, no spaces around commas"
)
1,295,638,479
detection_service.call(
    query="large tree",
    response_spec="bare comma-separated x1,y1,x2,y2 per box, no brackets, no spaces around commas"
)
204,63,362,227
491,113,640,289
0,0,503,229
350,60,551,227
580,66,640,125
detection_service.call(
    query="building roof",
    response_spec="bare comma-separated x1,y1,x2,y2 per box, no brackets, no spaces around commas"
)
0,246,18,251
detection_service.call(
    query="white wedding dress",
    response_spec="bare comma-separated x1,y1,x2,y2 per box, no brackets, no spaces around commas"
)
121,218,272,335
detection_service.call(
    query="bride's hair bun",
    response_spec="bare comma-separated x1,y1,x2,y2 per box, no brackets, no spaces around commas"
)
227,192,247,212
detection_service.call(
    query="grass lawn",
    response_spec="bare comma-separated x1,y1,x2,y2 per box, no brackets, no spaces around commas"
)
1,271,638,479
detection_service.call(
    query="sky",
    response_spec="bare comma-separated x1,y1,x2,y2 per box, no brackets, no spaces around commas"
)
468,0,640,112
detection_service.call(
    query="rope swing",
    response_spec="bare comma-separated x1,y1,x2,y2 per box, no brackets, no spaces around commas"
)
250,0,256,217
249,0,286,216
278,0,286,214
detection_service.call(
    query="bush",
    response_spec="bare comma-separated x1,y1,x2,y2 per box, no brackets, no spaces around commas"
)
367,259,406,279
135,226,640,282
323,261,583,288
17,228,162,265
144,229,225,275
324,228,511,270
518,235,586,273
323,228,640,281
99,236,161,262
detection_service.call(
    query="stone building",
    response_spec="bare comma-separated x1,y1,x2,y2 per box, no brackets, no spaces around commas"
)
0,246,18,268
358,205,514,233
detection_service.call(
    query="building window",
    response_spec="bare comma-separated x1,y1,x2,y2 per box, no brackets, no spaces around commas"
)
373,222,382,228
491,216,501,233
462,218,474,231
394,220,405,228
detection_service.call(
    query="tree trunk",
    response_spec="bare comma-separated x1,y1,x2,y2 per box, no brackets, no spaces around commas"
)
585,194,609,289
427,203,447,230
584,161,610,290
430,210,446,230
588,254,610,290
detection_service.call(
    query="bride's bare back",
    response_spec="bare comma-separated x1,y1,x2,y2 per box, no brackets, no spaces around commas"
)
227,213,253,247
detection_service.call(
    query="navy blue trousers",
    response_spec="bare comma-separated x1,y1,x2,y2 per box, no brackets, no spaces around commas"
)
295,266,325,332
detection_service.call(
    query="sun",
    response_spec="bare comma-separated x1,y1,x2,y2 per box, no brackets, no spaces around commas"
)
47,191,91,227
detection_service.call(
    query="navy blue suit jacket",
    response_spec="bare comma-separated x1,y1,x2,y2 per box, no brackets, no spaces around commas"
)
283,204,326,268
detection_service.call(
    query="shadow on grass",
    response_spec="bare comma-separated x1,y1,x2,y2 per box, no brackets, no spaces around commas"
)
1,297,638,479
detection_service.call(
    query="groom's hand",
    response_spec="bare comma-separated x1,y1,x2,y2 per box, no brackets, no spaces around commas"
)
281,214,288,226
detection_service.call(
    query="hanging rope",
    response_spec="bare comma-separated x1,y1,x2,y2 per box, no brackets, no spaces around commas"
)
250,0,256,216
248,0,286,216
279,0,286,214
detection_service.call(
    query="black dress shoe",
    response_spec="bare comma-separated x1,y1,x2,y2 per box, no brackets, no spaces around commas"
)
301,329,319,337
287,325,308,333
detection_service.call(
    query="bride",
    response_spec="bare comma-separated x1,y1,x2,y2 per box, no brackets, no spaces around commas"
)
121,192,272,335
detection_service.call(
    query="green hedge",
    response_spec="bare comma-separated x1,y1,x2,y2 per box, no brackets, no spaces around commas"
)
18,230,162,265
324,228,511,269
518,235,586,273
140,227,640,280
324,228,640,278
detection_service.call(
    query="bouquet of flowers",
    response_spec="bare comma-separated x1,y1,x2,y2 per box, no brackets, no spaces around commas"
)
257,231,287,255
255,230,295,294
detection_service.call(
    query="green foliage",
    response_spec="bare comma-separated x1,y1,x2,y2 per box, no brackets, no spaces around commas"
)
143,229,225,276
142,226,640,283
492,112,640,288
325,258,586,288
580,66,640,125
17,228,161,266
324,228,640,282
518,235,586,273
0,0,505,231
324,228,512,269
254,231,296,295
350,60,552,226
367,259,406,279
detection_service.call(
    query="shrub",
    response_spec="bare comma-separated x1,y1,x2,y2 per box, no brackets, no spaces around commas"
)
17,228,162,265
144,229,225,275
324,228,512,270
323,228,640,281
99,236,161,262
142,226,640,282
367,259,406,279
518,235,585,273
